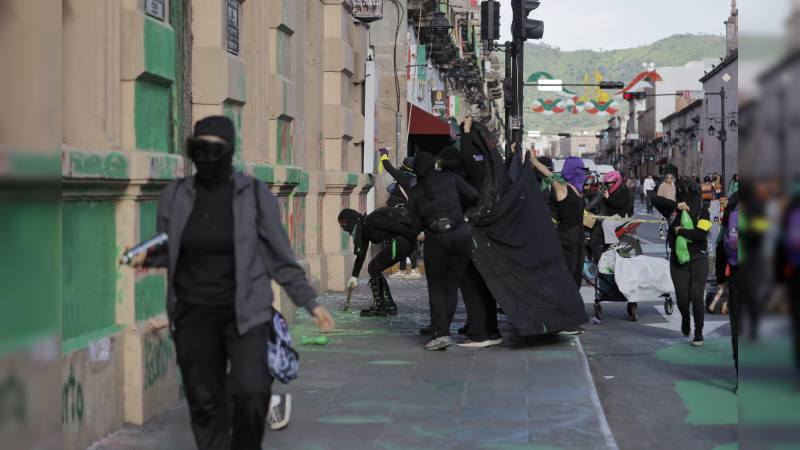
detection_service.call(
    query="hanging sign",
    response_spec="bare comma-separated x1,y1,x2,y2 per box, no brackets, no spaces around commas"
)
353,0,383,23
226,0,240,55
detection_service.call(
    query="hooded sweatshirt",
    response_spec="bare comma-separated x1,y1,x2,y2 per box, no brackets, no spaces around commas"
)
652,179,712,262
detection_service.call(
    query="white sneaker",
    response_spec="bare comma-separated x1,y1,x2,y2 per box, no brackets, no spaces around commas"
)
267,394,291,430
389,270,407,279
406,269,422,279
456,339,492,348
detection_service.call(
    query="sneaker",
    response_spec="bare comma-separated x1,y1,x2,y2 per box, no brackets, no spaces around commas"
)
406,269,422,279
681,318,691,337
557,327,584,335
692,336,704,346
487,333,503,346
389,270,407,279
456,339,492,348
419,325,433,336
424,335,454,351
659,235,666,241
267,394,291,430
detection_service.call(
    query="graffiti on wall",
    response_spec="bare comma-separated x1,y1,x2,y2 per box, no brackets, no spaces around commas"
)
64,150,129,179
144,337,173,390
62,365,84,426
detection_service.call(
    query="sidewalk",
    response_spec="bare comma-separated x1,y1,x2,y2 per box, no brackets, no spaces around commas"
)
92,277,615,449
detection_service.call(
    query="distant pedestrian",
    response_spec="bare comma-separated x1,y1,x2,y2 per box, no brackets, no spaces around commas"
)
652,179,712,346
729,173,739,196
408,151,479,350
643,174,656,213
713,173,723,199
126,116,334,450
656,174,676,240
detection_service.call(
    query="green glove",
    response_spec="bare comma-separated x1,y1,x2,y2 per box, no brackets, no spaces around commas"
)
675,210,694,264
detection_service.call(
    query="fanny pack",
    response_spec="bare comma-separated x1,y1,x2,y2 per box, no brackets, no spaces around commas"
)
427,217,456,233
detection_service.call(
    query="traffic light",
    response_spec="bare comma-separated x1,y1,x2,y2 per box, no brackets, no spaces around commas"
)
511,0,544,41
598,81,625,90
623,91,646,100
480,1,501,41
503,78,513,111
595,133,608,139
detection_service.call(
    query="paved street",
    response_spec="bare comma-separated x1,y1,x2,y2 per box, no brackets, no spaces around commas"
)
91,199,737,450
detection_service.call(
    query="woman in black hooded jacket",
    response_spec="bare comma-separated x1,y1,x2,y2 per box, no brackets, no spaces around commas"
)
652,179,713,346
408,151,480,350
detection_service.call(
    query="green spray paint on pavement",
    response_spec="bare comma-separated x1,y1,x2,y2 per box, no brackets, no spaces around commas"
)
674,379,738,425
655,338,733,367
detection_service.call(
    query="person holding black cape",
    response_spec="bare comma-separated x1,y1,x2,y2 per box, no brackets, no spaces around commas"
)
408,151,479,350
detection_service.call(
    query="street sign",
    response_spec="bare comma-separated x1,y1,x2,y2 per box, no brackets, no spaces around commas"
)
538,79,562,92
683,90,705,100
145,0,165,21
527,130,541,138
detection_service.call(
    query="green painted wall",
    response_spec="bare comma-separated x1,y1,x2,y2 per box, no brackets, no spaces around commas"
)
135,201,166,321
223,103,244,160
0,198,60,349
62,202,117,341
135,81,172,153
143,17,175,82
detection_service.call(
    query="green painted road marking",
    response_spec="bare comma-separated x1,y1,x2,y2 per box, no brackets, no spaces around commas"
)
655,337,732,367
712,443,738,450
478,445,562,450
739,379,800,425
367,360,414,365
674,379,738,425
318,415,392,424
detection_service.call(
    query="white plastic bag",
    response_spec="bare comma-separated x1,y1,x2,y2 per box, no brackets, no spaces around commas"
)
598,250,616,274
614,255,675,302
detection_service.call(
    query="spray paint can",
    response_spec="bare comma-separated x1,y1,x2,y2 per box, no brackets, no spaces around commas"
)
120,233,168,264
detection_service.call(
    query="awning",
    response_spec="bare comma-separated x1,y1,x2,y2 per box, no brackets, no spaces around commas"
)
655,157,668,165
407,103,457,140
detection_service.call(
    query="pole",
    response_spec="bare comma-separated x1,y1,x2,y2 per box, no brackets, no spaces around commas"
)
512,38,524,146
396,111,402,164
504,42,512,153
719,86,726,197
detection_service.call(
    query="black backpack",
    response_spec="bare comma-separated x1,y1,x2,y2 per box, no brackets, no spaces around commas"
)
365,207,415,240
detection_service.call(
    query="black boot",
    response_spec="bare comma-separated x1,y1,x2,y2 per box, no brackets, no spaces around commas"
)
381,278,398,316
361,277,390,317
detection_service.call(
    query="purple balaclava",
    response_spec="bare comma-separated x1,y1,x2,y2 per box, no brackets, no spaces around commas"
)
561,156,586,192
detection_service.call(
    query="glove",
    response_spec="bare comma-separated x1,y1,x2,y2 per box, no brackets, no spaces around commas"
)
378,149,389,173
378,148,389,157
348,276,358,288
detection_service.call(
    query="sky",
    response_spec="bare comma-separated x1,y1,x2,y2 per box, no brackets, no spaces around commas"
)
496,0,790,52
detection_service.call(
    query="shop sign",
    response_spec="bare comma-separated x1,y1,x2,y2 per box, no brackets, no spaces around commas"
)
353,0,383,23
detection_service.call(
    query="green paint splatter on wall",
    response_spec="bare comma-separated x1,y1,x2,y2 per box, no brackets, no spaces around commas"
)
347,173,359,186
135,275,167,321
69,151,129,179
143,17,175,82
62,201,117,340
222,103,244,160
253,164,275,183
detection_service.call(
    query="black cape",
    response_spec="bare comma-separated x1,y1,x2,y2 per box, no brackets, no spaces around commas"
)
465,124,589,335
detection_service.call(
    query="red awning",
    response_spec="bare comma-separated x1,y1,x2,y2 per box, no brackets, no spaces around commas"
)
407,103,457,140
655,157,668,165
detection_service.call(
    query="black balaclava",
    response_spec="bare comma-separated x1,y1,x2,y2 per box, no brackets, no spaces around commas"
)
676,178,702,218
413,151,437,201
401,157,415,174
337,209,362,234
439,146,464,174
190,116,235,184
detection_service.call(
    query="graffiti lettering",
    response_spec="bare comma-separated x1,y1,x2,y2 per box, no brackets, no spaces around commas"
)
144,338,173,389
69,151,130,179
0,373,26,426
62,365,84,426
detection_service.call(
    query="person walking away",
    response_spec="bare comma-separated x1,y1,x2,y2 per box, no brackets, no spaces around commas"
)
657,174,677,240
338,206,416,316
600,171,632,246
408,151,479,350
125,116,334,450
634,177,642,202
643,174,656,213
652,179,712,346
532,155,586,287
381,152,423,279
715,191,739,394
729,173,739,196
583,172,607,262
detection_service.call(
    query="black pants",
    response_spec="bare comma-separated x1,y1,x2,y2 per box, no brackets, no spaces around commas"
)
460,261,498,342
670,256,708,338
424,230,472,337
367,236,415,278
588,223,604,262
728,265,739,376
399,242,421,270
560,226,585,288
173,302,272,450
645,190,655,212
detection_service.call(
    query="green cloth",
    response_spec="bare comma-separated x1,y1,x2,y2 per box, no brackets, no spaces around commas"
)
540,173,566,192
676,210,694,264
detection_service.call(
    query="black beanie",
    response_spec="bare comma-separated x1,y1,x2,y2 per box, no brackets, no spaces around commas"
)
193,116,235,144
537,156,553,170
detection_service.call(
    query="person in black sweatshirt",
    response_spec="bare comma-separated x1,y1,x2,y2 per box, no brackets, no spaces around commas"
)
381,152,422,277
337,207,416,317
408,151,480,350
652,179,712,346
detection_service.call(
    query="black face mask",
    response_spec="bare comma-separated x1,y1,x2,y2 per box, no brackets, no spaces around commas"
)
676,179,701,214
188,138,234,184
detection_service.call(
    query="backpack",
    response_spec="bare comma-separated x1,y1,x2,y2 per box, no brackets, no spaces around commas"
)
365,206,414,239
724,206,738,267
267,310,299,384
